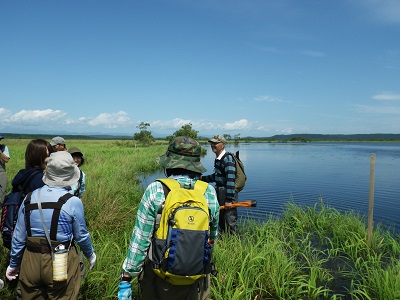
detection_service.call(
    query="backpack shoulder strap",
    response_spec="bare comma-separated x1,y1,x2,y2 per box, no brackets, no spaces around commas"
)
50,193,73,240
156,178,180,191
74,170,83,196
194,179,208,195
154,179,178,231
24,192,33,237
24,193,74,239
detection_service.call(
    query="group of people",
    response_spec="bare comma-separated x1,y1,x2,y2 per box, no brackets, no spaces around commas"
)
1,133,240,299
1,136,94,299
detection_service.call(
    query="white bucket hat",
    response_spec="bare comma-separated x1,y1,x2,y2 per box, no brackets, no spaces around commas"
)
43,151,80,187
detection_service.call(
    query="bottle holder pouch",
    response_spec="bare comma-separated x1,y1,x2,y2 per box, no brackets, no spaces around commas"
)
52,244,69,281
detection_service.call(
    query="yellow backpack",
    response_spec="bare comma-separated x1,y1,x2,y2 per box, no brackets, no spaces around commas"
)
150,178,213,285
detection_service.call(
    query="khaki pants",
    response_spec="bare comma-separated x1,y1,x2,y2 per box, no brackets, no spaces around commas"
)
0,170,7,205
139,260,210,300
19,237,81,300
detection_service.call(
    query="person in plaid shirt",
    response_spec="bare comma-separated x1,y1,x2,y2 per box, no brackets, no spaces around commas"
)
119,136,219,300
201,135,238,234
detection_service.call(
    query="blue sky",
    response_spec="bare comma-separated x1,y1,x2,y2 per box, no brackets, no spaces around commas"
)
1,0,399,138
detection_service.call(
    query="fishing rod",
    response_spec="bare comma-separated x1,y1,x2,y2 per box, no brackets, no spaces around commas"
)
220,200,257,210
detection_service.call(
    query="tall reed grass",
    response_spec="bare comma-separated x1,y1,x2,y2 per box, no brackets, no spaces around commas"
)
1,139,400,299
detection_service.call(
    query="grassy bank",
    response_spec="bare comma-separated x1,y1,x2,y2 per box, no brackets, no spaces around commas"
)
1,139,400,299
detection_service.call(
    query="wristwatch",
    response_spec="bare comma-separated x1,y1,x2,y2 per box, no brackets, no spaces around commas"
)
120,272,132,282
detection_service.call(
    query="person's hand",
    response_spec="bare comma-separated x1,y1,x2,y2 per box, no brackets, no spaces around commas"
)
0,278,4,289
88,253,96,270
224,201,232,209
6,266,19,281
118,282,132,300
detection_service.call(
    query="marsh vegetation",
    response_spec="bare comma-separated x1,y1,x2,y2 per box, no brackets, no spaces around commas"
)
1,139,399,299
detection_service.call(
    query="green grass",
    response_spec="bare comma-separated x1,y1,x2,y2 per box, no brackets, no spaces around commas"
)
1,139,400,299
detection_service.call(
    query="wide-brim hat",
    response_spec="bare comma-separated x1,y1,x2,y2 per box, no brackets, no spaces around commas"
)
43,151,80,187
68,147,83,157
157,136,206,174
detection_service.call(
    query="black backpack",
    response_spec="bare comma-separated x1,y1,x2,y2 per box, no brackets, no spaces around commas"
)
1,170,41,249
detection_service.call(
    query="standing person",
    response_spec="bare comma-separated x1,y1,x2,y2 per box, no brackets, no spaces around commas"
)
119,136,219,300
68,147,86,198
6,151,96,300
2,139,54,252
50,136,67,152
11,139,54,196
201,135,238,234
0,134,10,205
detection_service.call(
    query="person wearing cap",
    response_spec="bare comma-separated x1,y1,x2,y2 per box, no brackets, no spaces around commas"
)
201,135,238,234
6,151,96,299
119,136,219,300
0,134,11,204
68,147,86,198
50,136,67,152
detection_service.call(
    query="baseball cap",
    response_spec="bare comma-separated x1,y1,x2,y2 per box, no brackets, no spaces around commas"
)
208,135,226,144
50,136,66,146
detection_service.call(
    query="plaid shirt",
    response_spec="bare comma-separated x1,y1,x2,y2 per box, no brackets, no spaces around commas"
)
122,176,219,277
202,149,236,202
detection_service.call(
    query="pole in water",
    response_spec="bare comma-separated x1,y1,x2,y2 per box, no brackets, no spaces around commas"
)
367,153,375,246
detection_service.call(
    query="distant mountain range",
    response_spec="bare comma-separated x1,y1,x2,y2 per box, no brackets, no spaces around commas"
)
264,133,400,141
2,132,400,141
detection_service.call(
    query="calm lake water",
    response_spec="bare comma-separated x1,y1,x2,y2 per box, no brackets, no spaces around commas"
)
140,142,400,233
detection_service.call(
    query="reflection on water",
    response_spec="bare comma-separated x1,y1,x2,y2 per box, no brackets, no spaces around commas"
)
139,142,400,233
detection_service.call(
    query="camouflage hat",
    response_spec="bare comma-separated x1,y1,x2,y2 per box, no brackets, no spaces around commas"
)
157,136,206,173
208,135,226,144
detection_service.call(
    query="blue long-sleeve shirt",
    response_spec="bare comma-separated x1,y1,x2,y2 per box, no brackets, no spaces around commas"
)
202,149,236,202
10,185,94,268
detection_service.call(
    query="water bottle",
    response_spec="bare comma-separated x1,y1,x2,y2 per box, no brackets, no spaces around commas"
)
53,244,68,281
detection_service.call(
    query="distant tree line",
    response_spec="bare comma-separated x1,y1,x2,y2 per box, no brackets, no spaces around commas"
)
132,123,400,146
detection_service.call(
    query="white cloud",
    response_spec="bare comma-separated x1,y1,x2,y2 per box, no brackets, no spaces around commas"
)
0,108,11,118
151,118,221,132
87,111,131,128
64,117,92,125
223,119,250,130
151,118,192,129
5,109,66,124
372,93,400,101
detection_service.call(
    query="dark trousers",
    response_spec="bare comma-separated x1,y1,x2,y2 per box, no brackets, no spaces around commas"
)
139,259,210,300
216,187,238,234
